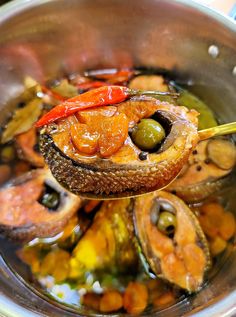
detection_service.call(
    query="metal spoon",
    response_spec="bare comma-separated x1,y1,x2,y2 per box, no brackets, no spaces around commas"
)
198,122,236,140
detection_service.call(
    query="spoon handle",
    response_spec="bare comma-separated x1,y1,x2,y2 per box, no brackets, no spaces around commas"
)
198,122,236,140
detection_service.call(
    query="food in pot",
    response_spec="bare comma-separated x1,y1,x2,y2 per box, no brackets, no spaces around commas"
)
39,91,199,198
134,191,211,292
195,202,236,256
0,68,235,315
15,127,45,167
1,95,43,144
131,118,166,151
69,199,137,279
167,138,236,202
0,168,81,241
17,192,235,314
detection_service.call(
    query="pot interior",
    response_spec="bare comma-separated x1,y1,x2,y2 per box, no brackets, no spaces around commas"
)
0,0,235,316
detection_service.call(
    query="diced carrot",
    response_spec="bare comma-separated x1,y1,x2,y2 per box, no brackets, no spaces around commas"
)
99,290,123,313
17,248,41,274
198,203,225,238
82,293,101,311
210,236,227,256
219,212,236,241
146,279,166,304
123,282,148,315
153,291,176,307
200,202,225,217
198,214,219,238
199,203,236,241
146,278,165,293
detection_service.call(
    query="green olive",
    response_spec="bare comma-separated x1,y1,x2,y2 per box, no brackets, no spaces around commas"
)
41,191,60,210
157,211,177,235
131,119,165,151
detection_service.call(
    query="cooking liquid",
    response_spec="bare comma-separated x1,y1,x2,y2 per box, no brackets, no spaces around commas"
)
0,69,235,315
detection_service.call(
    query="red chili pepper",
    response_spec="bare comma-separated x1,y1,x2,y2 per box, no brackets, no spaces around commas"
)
76,81,110,91
36,86,130,127
36,85,179,128
84,68,135,83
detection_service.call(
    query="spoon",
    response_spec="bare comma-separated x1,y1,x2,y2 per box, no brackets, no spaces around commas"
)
198,122,236,140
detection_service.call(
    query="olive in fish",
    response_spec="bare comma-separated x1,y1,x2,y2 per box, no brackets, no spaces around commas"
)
134,191,211,292
0,168,81,241
39,97,199,199
131,119,166,151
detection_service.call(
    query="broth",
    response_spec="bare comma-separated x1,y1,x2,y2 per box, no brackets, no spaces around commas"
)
0,69,235,315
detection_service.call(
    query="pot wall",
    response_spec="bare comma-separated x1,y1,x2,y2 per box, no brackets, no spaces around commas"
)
0,1,235,316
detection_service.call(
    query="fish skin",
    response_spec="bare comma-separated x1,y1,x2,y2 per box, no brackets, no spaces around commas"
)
39,99,199,199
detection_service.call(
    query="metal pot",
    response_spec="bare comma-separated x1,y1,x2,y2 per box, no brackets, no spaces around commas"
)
0,0,235,316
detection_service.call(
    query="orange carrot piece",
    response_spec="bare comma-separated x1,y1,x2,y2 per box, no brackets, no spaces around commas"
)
82,293,101,311
210,236,227,256
219,212,236,241
99,291,123,313
153,291,176,307
123,282,148,315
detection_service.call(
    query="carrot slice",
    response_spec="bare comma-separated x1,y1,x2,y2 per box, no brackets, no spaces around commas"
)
82,293,101,311
99,291,123,313
153,291,176,307
219,212,236,241
210,236,227,256
123,282,148,315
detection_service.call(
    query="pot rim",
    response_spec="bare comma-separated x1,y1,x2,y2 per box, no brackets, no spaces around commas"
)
0,0,235,31
0,0,235,316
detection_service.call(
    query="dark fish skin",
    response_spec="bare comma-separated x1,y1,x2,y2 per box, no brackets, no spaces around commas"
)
0,169,82,242
167,138,235,203
134,191,211,292
167,175,233,203
40,133,195,199
39,100,199,199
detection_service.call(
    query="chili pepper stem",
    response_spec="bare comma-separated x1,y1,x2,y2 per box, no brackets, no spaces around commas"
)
129,89,180,98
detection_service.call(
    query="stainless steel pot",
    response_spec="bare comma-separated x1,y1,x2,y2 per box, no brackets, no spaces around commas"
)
0,0,235,316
